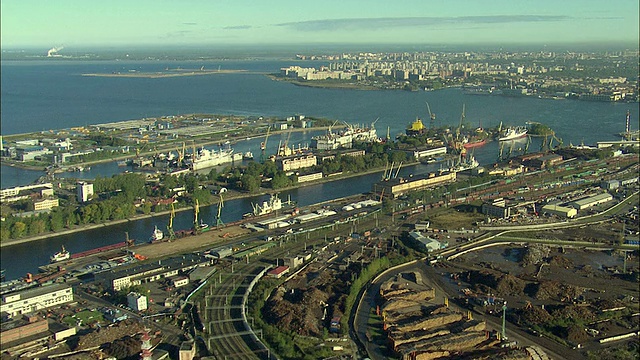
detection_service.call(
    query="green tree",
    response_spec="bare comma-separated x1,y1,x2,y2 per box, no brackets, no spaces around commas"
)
240,174,261,193
271,173,291,189
10,221,27,238
28,219,47,236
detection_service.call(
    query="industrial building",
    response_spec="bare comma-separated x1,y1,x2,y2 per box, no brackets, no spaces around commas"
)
0,284,74,318
482,198,516,219
569,193,614,210
96,254,209,291
267,266,290,279
541,204,577,218
528,154,563,169
409,232,444,252
372,172,456,199
408,146,447,161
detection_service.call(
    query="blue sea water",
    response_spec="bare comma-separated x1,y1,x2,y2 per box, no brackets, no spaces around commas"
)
1,59,638,280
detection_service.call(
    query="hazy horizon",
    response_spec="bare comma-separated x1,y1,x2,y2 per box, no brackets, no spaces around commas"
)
2,0,638,49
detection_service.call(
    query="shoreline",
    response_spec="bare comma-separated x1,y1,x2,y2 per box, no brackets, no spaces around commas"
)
0,162,408,248
81,69,250,78
0,126,332,172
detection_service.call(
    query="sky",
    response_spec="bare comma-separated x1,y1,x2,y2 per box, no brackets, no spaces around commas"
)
1,0,639,49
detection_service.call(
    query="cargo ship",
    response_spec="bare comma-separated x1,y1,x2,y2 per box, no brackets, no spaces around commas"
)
186,147,234,170
50,245,70,263
312,123,377,150
70,241,128,260
250,193,295,217
498,127,528,141
463,138,487,149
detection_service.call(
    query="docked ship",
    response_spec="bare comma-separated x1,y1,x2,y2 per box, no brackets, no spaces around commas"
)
186,147,234,170
498,127,528,141
312,123,377,150
50,245,70,263
463,138,487,149
447,154,479,173
149,226,164,243
251,193,294,217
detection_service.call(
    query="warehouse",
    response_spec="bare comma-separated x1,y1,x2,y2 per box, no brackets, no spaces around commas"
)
409,232,443,252
569,193,614,210
541,204,577,218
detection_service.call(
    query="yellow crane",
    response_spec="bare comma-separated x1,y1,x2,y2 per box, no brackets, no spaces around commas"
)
193,199,200,231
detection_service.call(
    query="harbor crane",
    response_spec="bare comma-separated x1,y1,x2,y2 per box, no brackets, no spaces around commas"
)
426,101,436,130
260,127,271,163
193,199,200,231
215,193,225,228
167,203,175,240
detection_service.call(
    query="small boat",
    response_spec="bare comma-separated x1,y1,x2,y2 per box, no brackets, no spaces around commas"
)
149,226,164,243
243,151,254,160
198,220,209,230
50,245,70,263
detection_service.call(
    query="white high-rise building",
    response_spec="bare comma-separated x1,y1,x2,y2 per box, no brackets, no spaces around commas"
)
76,181,94,203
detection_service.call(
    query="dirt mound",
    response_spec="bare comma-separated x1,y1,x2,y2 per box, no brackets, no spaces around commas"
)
566,324,589,344
495,274,526,297
550,304,597,324
517,306,552,325
521,245,550,266
264,286,329,337
532,281,585,301
75,319,143,350
549,255,573,268
102,335,141,359
465,270,526,297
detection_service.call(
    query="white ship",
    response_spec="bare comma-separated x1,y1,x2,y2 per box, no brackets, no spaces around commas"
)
243,151,254,160
252,194,283,216
312,123,377,150
448,155,479,173
499,127,528,141
251,193,295,217
50,245,70,263
149,226,164,243
186,147,234,170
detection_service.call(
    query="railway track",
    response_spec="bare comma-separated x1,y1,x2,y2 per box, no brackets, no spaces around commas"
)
201,236,324,359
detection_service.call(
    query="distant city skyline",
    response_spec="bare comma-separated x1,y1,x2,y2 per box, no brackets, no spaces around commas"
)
1,0,638,49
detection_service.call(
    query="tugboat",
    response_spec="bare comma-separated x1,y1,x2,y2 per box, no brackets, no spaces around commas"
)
149,226,164,243
198,220,209,230
50,245,70,263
